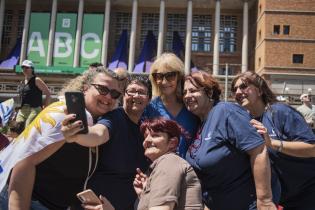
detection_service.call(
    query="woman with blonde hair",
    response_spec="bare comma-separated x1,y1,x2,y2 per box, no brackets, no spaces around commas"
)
143,53,199,158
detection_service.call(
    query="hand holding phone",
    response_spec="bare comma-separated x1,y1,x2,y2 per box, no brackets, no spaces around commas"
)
77,190,115,210
65,91,88,134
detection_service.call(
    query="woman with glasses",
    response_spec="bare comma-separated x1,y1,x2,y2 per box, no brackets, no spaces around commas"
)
143,53,199,158
61,77,151,210
231,71,315,210
183,71,277,210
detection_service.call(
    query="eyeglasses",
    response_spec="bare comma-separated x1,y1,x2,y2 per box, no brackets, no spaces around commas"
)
91,84,121,99
232,82,249,93
125,89,148,97
152,72,177,82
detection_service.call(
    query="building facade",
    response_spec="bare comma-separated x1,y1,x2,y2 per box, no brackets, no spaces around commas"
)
0,0,314,102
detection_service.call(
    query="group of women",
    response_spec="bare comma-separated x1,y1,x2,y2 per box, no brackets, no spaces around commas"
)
65,52,315,210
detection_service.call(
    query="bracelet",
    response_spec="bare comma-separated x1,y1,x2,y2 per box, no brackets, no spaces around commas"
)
277,140,283,153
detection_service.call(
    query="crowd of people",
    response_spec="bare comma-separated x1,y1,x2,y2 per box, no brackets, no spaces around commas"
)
0,54,315,210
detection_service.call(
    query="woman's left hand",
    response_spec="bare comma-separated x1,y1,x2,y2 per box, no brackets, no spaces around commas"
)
250,119,272,148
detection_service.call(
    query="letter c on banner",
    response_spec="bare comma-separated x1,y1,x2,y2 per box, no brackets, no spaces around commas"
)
81,33,101,59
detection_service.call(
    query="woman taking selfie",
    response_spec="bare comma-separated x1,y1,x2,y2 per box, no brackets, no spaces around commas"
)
231,71,315,210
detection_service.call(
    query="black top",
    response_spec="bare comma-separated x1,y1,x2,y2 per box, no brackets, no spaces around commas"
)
89,108,149,210
19,76,43,108
32,143,91,210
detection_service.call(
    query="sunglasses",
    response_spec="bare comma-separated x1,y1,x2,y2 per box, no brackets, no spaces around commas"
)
232,82,249,93
125,89,148,97
91,84,121,99
152,72,177,82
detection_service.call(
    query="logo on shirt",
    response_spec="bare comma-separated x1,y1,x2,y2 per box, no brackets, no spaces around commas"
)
204,131,212,141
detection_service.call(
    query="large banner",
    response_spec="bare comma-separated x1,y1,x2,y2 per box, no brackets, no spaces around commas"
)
53,13,77,67
27,13,50,66
80,14,104,67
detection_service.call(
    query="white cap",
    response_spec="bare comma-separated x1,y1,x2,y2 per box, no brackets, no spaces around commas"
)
300,93,309,100
21,60,34,68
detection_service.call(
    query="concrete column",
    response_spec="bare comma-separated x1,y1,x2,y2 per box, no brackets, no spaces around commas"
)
20,0,31,64
241,0,249,72
73,0,84,67
128,0,138,73
46,0,57,66
157,0,165,57
184,0,193,75
101,0,111,66
213,0,221,75
0,0,6,53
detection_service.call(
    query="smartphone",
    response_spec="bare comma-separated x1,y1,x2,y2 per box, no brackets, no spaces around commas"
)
77,189,102,205
65,91,88,134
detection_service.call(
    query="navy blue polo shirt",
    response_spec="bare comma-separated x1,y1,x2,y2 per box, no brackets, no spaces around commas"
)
261,103,315,208
186,102,265,210
88,107,149,210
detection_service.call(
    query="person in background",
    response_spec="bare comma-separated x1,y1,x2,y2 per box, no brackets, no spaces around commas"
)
143,53,199,158
297,93,315,128
114,67,129,106
0,67,120,210
16,60,51,127
231,71,315,210
88,62,103,71
61,76,151,210
184,71,277,210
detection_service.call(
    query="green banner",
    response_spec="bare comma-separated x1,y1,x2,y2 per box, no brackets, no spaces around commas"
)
80,14,104,67
53,13,77,67
16,65,86,74
27,13,50,66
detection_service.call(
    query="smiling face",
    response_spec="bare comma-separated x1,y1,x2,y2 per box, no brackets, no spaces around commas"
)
233,78,262,110
154,70,178,96
84,73,120,118
183,80,211,119
143,130,177,162
123,82,150,115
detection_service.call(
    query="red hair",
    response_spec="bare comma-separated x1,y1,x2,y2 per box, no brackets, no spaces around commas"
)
140,117,190,140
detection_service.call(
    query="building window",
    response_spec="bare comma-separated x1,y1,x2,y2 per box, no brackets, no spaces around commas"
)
17,10,25,38
258,57,261,67
140,13,159,47
192,15,211,52
258,30,261,40
166,14,186,51
115,12,131,45
292,54,304,64
259,4,262,13
219,15,237,53
2,10,13,45
273,25,280,35
283,25,290,35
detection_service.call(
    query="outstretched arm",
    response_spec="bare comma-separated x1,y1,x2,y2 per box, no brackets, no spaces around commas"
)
61,114,110,147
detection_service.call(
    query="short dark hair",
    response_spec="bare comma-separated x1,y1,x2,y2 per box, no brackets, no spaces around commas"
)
126,75,152,99
89,62,103,68
140,117,189,141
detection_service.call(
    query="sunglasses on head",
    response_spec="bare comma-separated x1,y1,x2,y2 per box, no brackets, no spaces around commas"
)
232,82,249,93
91,84,121,99
152,71,177,82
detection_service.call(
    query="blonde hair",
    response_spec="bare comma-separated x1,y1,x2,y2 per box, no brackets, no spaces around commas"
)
58,66,119,96
149,53,184,100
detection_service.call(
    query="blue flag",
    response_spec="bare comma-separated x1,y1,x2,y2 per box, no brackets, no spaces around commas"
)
0,98,14,126
134,30,157,73
108,30,128,70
